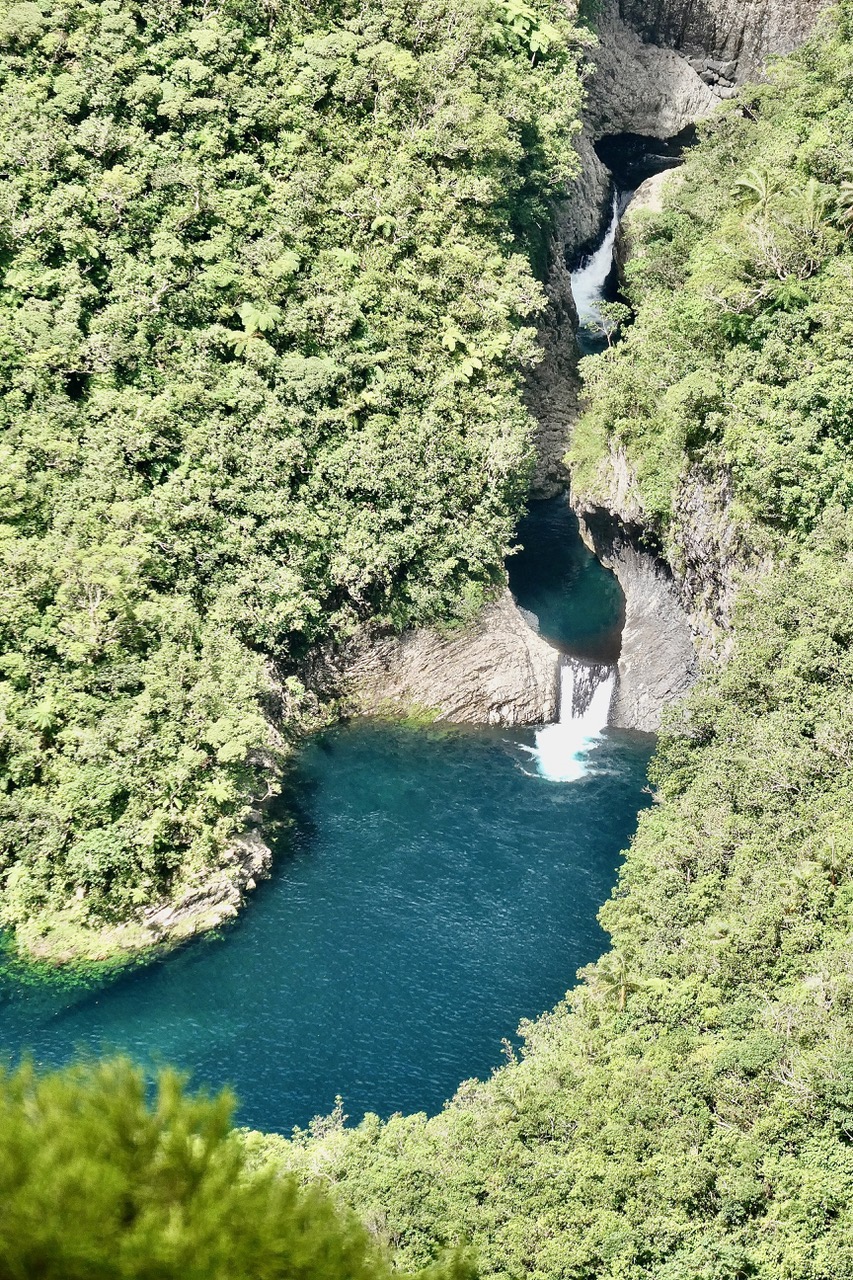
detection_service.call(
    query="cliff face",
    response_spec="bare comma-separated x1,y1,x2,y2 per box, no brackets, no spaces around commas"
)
618,0,832,81
562,0,825,726
585,4,716,139
574,506,698,732
331,591,560,727
344,1,826,736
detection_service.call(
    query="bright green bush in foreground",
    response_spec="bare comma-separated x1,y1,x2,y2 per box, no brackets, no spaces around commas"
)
0,1057,473,1280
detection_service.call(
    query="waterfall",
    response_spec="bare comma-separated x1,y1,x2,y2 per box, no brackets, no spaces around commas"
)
570,192,621,335
532,659,616,783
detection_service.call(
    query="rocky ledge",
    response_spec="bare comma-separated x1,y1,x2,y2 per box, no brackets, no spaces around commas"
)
333,589,561,727
573,497,698,733
18,827,273,966
618,0,832,84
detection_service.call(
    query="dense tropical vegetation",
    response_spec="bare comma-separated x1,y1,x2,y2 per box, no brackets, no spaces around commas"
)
7,0,853,1275
0,0,587,956
0,1056,473,1280
242,7,853,1277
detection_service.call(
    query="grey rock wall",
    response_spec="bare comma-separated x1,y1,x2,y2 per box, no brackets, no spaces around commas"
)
527,137,611,497
618,0,832,81
585,5,717,139
573,502,698,733
335,590,561,727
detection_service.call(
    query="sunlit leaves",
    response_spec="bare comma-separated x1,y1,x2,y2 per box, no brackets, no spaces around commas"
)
0,1058,477,1280
0,0,584,949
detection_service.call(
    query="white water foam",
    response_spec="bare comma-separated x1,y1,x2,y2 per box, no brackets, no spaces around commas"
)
532,661,616,783
570,192,621,335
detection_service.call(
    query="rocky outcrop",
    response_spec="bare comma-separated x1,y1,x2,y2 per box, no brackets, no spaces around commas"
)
335,590,560,726
20,826,274,965
138,828,273,948
585,5,717,140
618,0,832,83
573,501,698,733
668,465,768,653
615,168,684,270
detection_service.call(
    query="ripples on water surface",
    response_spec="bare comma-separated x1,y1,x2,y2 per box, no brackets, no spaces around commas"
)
1,721,653,1132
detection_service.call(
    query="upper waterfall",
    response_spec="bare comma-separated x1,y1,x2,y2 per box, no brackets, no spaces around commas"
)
570,192,621,337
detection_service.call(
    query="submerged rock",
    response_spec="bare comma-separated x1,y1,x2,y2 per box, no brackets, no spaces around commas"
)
335,590,561,727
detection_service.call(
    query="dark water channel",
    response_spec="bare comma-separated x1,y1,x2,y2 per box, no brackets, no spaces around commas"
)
508,496,624,661
0,225,655,1135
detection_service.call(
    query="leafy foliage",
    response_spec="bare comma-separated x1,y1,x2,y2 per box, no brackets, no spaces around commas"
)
0,1056,474,1280
247,11,853,1279
571,4,853,536
0,0,585,950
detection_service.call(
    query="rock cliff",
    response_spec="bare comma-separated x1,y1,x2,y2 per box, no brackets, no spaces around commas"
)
574,505,698,732
333,590,561,727
618,0,832,83
614,167,684,273
530,0,828,497
339,0,825,737
585,3,716,139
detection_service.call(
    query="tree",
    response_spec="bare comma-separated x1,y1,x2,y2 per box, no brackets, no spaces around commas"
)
732,166,778,217
0,1057,474,1280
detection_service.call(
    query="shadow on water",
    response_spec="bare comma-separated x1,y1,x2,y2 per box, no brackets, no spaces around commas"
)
507,495,624,662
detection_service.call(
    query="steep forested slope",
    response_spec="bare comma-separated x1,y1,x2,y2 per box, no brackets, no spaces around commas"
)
253,10,853,1278
0,0,585,954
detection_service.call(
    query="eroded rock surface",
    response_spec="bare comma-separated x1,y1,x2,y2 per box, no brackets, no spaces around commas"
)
618,0,832,83
337,590,560,726
573,503,698,733
586,5,716,139
140,828,273,947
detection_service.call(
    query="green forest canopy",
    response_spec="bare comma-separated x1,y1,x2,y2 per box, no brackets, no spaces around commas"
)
4,5,850,1274
244,8,853,1279
0,0,586,954
0,1056,474,1280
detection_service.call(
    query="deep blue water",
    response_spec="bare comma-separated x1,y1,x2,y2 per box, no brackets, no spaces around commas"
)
0,723,652,1133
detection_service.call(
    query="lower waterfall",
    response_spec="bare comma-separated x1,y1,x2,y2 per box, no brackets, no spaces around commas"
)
532,659,617,783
